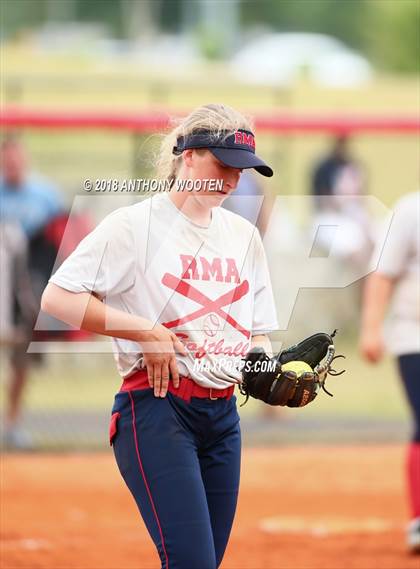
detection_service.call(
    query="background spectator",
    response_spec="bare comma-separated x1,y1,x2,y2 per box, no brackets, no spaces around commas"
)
0,134,65,448
360,191,420,553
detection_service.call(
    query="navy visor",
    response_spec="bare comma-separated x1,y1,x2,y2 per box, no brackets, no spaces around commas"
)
173,129,273,177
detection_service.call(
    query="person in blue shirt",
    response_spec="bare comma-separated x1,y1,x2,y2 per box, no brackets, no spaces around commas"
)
0,135,63,238
0,134,64,449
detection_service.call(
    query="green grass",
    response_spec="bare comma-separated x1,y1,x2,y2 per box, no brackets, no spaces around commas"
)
2,46,419,208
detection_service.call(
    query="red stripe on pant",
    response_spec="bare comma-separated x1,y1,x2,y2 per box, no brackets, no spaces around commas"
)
128,391,169,568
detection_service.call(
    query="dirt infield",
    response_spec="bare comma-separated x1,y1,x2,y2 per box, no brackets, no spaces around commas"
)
2,445,418,569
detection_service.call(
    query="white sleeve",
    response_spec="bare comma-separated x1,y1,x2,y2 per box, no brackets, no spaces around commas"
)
376,195,417,278
49,207,136,298
251,230,279,334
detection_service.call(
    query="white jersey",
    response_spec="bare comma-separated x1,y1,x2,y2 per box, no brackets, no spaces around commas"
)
49,193,278,388
376,191,420,356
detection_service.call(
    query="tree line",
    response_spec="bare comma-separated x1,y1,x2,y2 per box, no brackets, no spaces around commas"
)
2,0,419,73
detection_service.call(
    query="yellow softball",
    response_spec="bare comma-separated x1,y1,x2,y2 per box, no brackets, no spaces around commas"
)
281,360,313,377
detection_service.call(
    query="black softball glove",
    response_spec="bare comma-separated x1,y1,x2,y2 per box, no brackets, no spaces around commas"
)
239,331,345,408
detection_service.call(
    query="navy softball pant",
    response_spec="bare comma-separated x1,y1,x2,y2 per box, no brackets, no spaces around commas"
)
110,388,241,569
398,353,420,442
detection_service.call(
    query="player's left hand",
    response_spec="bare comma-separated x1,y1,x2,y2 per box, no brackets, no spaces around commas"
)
239,331,345,407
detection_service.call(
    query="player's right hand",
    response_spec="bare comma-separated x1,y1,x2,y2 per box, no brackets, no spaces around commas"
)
141,324,187,398
359,329,385,363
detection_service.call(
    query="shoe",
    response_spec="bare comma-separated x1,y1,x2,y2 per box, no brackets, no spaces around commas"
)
407,517,420,554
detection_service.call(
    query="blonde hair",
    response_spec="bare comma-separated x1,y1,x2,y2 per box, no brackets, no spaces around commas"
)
156,103,253,183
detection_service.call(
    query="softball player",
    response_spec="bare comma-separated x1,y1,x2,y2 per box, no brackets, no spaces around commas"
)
360,190,420,553
41,103,277,568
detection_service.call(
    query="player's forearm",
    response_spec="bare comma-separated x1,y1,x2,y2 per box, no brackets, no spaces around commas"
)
251,334,273,356
361,272,394,333
41,283,153,342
